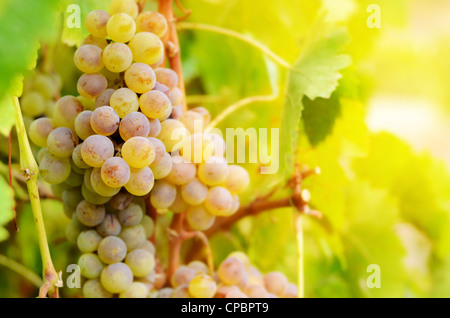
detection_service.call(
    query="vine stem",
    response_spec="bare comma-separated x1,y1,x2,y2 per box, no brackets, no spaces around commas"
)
12,96,60,298
177,22,292,69
0,254,43,288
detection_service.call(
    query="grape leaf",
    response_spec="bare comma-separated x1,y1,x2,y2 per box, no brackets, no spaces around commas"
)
0,176,14,242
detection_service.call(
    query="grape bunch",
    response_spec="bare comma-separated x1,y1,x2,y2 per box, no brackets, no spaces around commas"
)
27,0,251,298
158,252,298,298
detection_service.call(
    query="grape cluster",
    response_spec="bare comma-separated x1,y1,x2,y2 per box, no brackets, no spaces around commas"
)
158,252,298,298
27,0,250,298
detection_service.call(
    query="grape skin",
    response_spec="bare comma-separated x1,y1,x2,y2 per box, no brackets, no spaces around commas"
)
29,117,55,148
83,279,113,298
171,265,197,288
21,91,45,117
119,282,149,298
128,32,164,65
101,157,130,188
165,155,196,186
147,118,161,137
224,165,250,194
74,45,104,74
53,96,84,131
109,191,133,210
119,112,151,141
109,0,138,19
264,272,288,296
39,154,72,184
77,230,102,253
81,135,114,168
76,200,106,227
47,127,78,158
150,180,177,209
181,178,208,205
124,63,156,94
102,42,133,73
197,156,229,186
78,253,104,279
188,274,217,298
106,13,136,43
97,236,127,264
169,191,188,214
95,88,115,108
118,224,146,250
118,202,143,226
140,215,155,238
77,73,108,99
96,213,122,237
81,182,112,205
150,151,172,179
110,88,139,118
135,11,167,37
90,106,120,136
74,111,96,140
125,249,155,277
186,205,215,231
90,167,121,197
158,119,188,152
204,186,233,216
85,10,110,38
124,167,155,196
101,262,134,293
147,137,166,164
154,68,178,90
82,35,108,50
179,110,204,134
139,90,172,120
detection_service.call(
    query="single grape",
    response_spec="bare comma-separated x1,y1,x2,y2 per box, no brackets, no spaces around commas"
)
96,213,122,237
188,274,217,298
62,187,83,209
134,240,155,255
171,266,196,288
71,160,86,174
77,73,107,99
198,156,229,186
74,45,104,73
106,13,136,43
110,88,139,118
85,10,110,38
181,178,207,205
191,107,211,126
188,261,209,275
225,290,248,298
118,224,146,250
34,74,57,99
179,111,204,134
139,90,172,119
90,106,120,136
78,253,104,279
154,68,178,90
224,165,250,194
76,199,106,227
21,91,45,117
97,236,127,264
124,63,156,94
74,111,96,140
102,42,133,73
165,155,196,186
83,279,113,298
39,154,72,184
149,152,172,180
81,182,112,205
109,191,134,210
119,282,149,298
169,87,182,106
81,135,114,167
77,95,96,110
202,133,226,160
47,127,78,158
101,263,133,293
65,170,84,187
109,0,138,19
140,215,154,239
37,148,49,164
147,137,166,164
180,133,206,163
135,11,167,37
186,205,215,231
124,167,154,196
264,272,288,297
228,251,251,271
77,229,102,253
172,284,190,298
170,105,183,120
169,190,188,214
204,186,233,216
282,283,298,298
158,119,187,152
216,285,241,298
147,118,161,137
90,167,121,197
118,202,143,226
72,144,90,169
29,117,55,148
119,112,151,141
125,249,155,277
122,137,156,168
128,32,164,65
153,82,169,96
53,96,84,130
95,88,115,107
218,257,248,286
101,157,130,188
150,180,176,209
82,34,108,50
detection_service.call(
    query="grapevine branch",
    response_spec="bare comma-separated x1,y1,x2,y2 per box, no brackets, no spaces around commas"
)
12,96,60,298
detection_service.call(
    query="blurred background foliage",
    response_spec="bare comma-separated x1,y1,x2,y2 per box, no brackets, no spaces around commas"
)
0,0,449,297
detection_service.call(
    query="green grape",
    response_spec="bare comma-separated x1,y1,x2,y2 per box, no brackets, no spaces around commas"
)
179,110,204,134
154,68,178,90
102,42,133,73
81,182,112,205
83,279,113,298
153,82,169,96
109,0,138,19
95,88,115,108
100,263,133,293
216,285,240,298
124,167,154,196
66,220,83,244
147,137,166,164
264,272,288,297
122,137,156,168
169,87,182,106
218,257,248,286
81,135,114,167
135,11,167,37
171,265,196,288
21,91,45,117
186,205,215,231
188,274,217,298
110,88,139,118
150,180,176,209
282,283,298,298
139,90,172,121
229,194,240,215
39,154,72,184
73,144,90,169
128,32,164,65
29,117,55,148
188,261,208,275
90,106,120,136
37,148,49,164
96,213,121,237
124,63,156,94
84,168,95,191
76,199,106,227
158,119,187,152
71,160,86,174
172,284,190,298
198,157,229,186
74,45,104,73
77,95,96,110
181,178,208,205
125,249,155,277
119,112,151,141
140,215,154,239
118,202,143,226
180,133,206,164
150,152,172,179
45,100,56,118
78,253,104,279
169,190,188,214
204,186,233,216
97,236,127,264
90,167,121,197
82,34,108,50
51,182,72,199
34,74,57,99
77,229,102,253
118,224,146,250
119,282,149,298
202,133,226,160
158,288,174,298
53,96,84,130
106,13,136,43
77,73,108,99
62,187,83,209
244,284,268,298
170,105,183,120
74,111,96,140
147,118,161,137
109,191,133,210
85,10,110,38
65,170,84,187
224,165,249,194
225,290,248,298
47,127,78,158
248,266,264,286
165,155,196,186
101,157,130,188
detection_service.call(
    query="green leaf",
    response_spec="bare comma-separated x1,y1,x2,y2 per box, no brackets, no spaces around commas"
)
0,176,14,242
0,75,23,137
